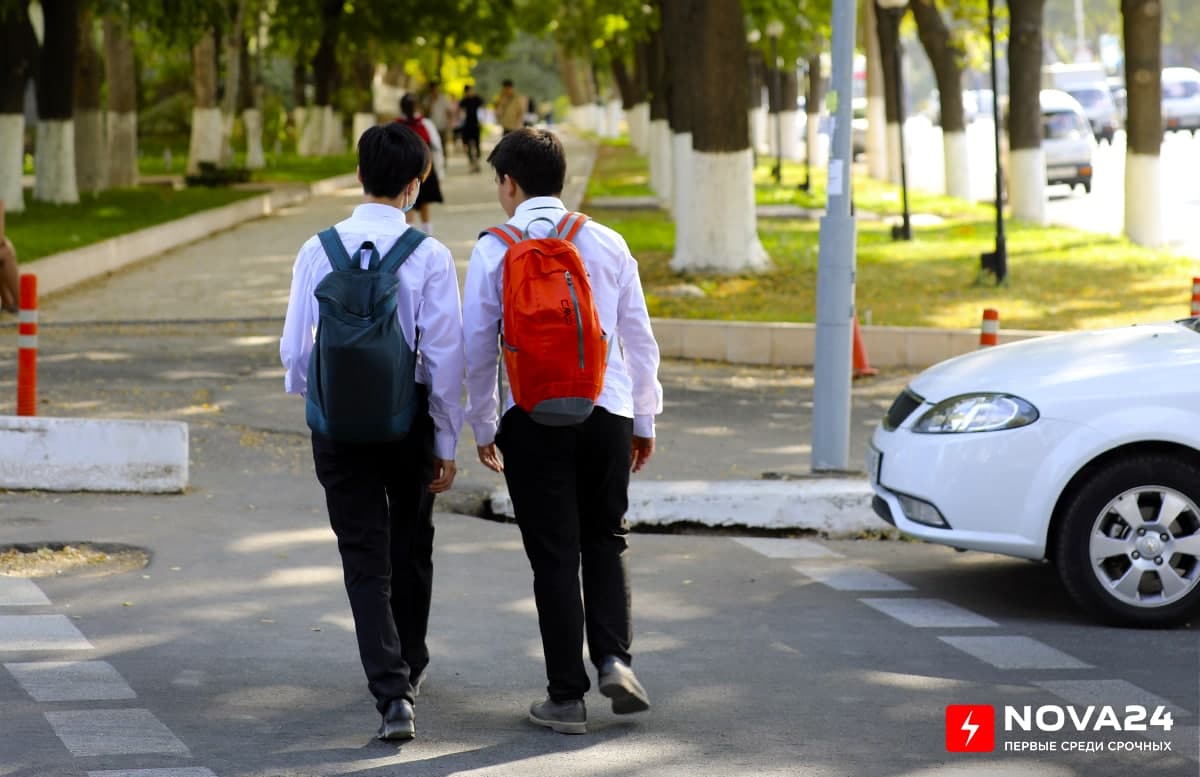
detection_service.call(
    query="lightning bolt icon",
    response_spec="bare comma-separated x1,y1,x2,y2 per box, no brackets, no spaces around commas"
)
961,710,980,747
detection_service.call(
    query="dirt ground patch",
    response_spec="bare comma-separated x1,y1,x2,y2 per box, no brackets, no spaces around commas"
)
0,542,150,578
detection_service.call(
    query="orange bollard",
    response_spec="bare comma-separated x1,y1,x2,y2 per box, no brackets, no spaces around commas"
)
1191,277,1200,317
852,315,878,379
17,274,37,416
980,308,999,347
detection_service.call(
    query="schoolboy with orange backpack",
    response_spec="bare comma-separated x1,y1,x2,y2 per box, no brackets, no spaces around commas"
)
463,128,663,735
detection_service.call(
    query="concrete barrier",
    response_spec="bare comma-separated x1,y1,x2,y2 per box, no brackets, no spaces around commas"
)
0,416,188,493
489,478,880,537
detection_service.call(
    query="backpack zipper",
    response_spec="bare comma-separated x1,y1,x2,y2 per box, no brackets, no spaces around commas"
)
564,271,585,370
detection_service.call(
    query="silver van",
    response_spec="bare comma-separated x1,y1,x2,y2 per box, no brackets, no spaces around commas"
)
1041,89,1095,194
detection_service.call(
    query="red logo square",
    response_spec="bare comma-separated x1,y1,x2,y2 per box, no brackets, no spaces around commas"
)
946,705,995,752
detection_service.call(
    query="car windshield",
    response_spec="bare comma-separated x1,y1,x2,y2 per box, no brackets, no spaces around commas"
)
1179,318,1200,333
1164,80,1200,99
1067,88,1107,108
1043,110,1088,139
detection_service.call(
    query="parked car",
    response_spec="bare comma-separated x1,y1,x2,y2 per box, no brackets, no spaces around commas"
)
1041,89,1094,194
1062,83,1121,143
852,97,867,158
868,318,1200,627
1162,66,1200,135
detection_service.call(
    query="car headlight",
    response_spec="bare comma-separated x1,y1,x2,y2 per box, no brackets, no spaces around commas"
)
912,393,1039,434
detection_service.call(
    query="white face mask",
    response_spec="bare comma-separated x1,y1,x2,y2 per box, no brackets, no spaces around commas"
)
402,182,420,213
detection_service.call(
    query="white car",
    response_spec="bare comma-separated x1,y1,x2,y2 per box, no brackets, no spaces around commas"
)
1041,89,1095,194
868,319,1200,628
1162,67,1200,134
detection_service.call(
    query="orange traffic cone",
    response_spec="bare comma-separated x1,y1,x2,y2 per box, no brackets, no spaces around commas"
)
853,315,878,379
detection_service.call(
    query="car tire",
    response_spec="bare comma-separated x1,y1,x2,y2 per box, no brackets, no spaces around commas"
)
1055,454,1200,627
1082,179,1092,194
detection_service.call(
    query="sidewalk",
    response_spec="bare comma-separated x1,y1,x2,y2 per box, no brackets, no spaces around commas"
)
4,129,901,534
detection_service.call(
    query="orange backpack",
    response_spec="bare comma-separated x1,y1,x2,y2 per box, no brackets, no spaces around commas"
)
482,212,607,426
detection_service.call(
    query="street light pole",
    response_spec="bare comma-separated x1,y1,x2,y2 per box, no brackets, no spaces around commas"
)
767,20,784,185
877,0,911,241
980,0,1008,284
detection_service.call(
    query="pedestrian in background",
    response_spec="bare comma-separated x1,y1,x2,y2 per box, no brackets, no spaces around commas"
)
0,200,20,314
280,122,464,743
396,94,445,236
494,79,525,135
458,84,484,173
424,81,454,158
462,128,663,735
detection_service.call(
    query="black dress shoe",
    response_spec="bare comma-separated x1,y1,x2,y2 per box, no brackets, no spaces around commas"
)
377,698,415,741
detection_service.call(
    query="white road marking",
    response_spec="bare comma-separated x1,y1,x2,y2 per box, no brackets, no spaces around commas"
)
939,636,1092,670
45,709,190,757
0,578,51,606
89,770,219,777
0,615,93,651
5,661,137,702
733,537,843,559
859,598,998,628
793,564,914,591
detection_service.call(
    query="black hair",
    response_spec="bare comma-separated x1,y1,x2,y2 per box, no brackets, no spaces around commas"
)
501,79,514,88
463,84,474,94
487,128,565,197
399,93,417,119
357,123,431,199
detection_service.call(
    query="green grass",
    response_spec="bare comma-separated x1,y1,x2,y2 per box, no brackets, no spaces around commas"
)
586,143,1200,331
586,141,654,199
138,151,358,184
5,187,260,262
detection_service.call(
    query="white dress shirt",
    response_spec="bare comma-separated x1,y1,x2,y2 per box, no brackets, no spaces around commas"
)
463,196,663,446
280,202,465,460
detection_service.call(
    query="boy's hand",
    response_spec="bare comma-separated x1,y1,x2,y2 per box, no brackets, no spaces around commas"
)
631,436,655,473
477,443,503,473
429,459,456,493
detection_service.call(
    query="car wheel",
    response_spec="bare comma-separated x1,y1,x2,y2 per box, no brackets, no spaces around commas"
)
1082,179,1092,194
1055,455,1200,627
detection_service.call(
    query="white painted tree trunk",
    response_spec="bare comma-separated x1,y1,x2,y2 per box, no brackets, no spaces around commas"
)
672,149,769,273
243,108,265,169
294,107,312,155
1125,151,1164,247
649,119,672,207
219,111,235,166
806,112,827,169
322,107,344,155
627,103,650,153
34,120,79,204
0,114,26,212
867,96,888,180
298,107,325,157
749,105,768,154
779,110,800,160
107,111,137,187
887,122,901,185
943,130,971,201
1009,147,1046,225
186,107,222,174
605,99,622,138
351,112,375,152
670,131,693,261
74,109,108,193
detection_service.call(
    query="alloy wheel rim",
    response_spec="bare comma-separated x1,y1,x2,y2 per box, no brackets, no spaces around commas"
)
1088,485,1200,609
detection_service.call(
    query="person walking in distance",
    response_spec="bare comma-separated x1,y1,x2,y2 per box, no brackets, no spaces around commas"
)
0,200,20,314
424,81,454,159
280,122,464,742
458,84,484,173
396,94,445,235
463,128,663,734
494,79,525,136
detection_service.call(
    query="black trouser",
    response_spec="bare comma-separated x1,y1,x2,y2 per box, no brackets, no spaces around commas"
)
496,406,634,702
311,388,435,713
462,128,481,166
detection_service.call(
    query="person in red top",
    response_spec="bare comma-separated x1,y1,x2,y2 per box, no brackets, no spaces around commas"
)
395,94,445,235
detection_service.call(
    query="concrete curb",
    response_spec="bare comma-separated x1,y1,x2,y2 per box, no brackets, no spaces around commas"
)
486,479,884,538
26,173,358,300
0,416,188,493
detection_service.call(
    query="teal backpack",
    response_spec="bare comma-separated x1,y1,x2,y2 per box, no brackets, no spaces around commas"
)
305,227,427,443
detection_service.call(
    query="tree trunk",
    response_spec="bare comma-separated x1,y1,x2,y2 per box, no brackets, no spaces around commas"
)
219,0,247,166
911,0,970,199
1007,0,1047,224
304,0,343,156
806,55,825,171
557,45,593,132
864,0,888,180
663,0,695,228
671,0,767,273
1122,0,1163,246
35,0,81,204
350,52,376,150
747,50,767,154
627,41,651,153
778,69,799,161
239,20,265,169
876,3,904,185
188,28,222,174
74,7,107,193
103,14,138,187
1,6,38,212
646,28,672,204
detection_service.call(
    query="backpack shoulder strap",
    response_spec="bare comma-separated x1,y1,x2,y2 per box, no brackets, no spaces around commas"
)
317,227,354,271
379,228,428,274
480,224,522,248
555,211,590,243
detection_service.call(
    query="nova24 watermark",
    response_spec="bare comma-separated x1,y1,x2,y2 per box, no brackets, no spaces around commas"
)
946,704,1175,753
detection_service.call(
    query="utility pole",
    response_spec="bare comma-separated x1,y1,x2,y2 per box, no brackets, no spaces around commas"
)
812,0,858,472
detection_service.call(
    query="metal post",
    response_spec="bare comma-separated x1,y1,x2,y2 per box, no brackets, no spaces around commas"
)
812,0,859,472
980,0,1008,284
891,8,912,241
772,36,783,184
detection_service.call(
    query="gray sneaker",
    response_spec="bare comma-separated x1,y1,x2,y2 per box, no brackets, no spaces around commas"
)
598,656,650,714
528,697,587,734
